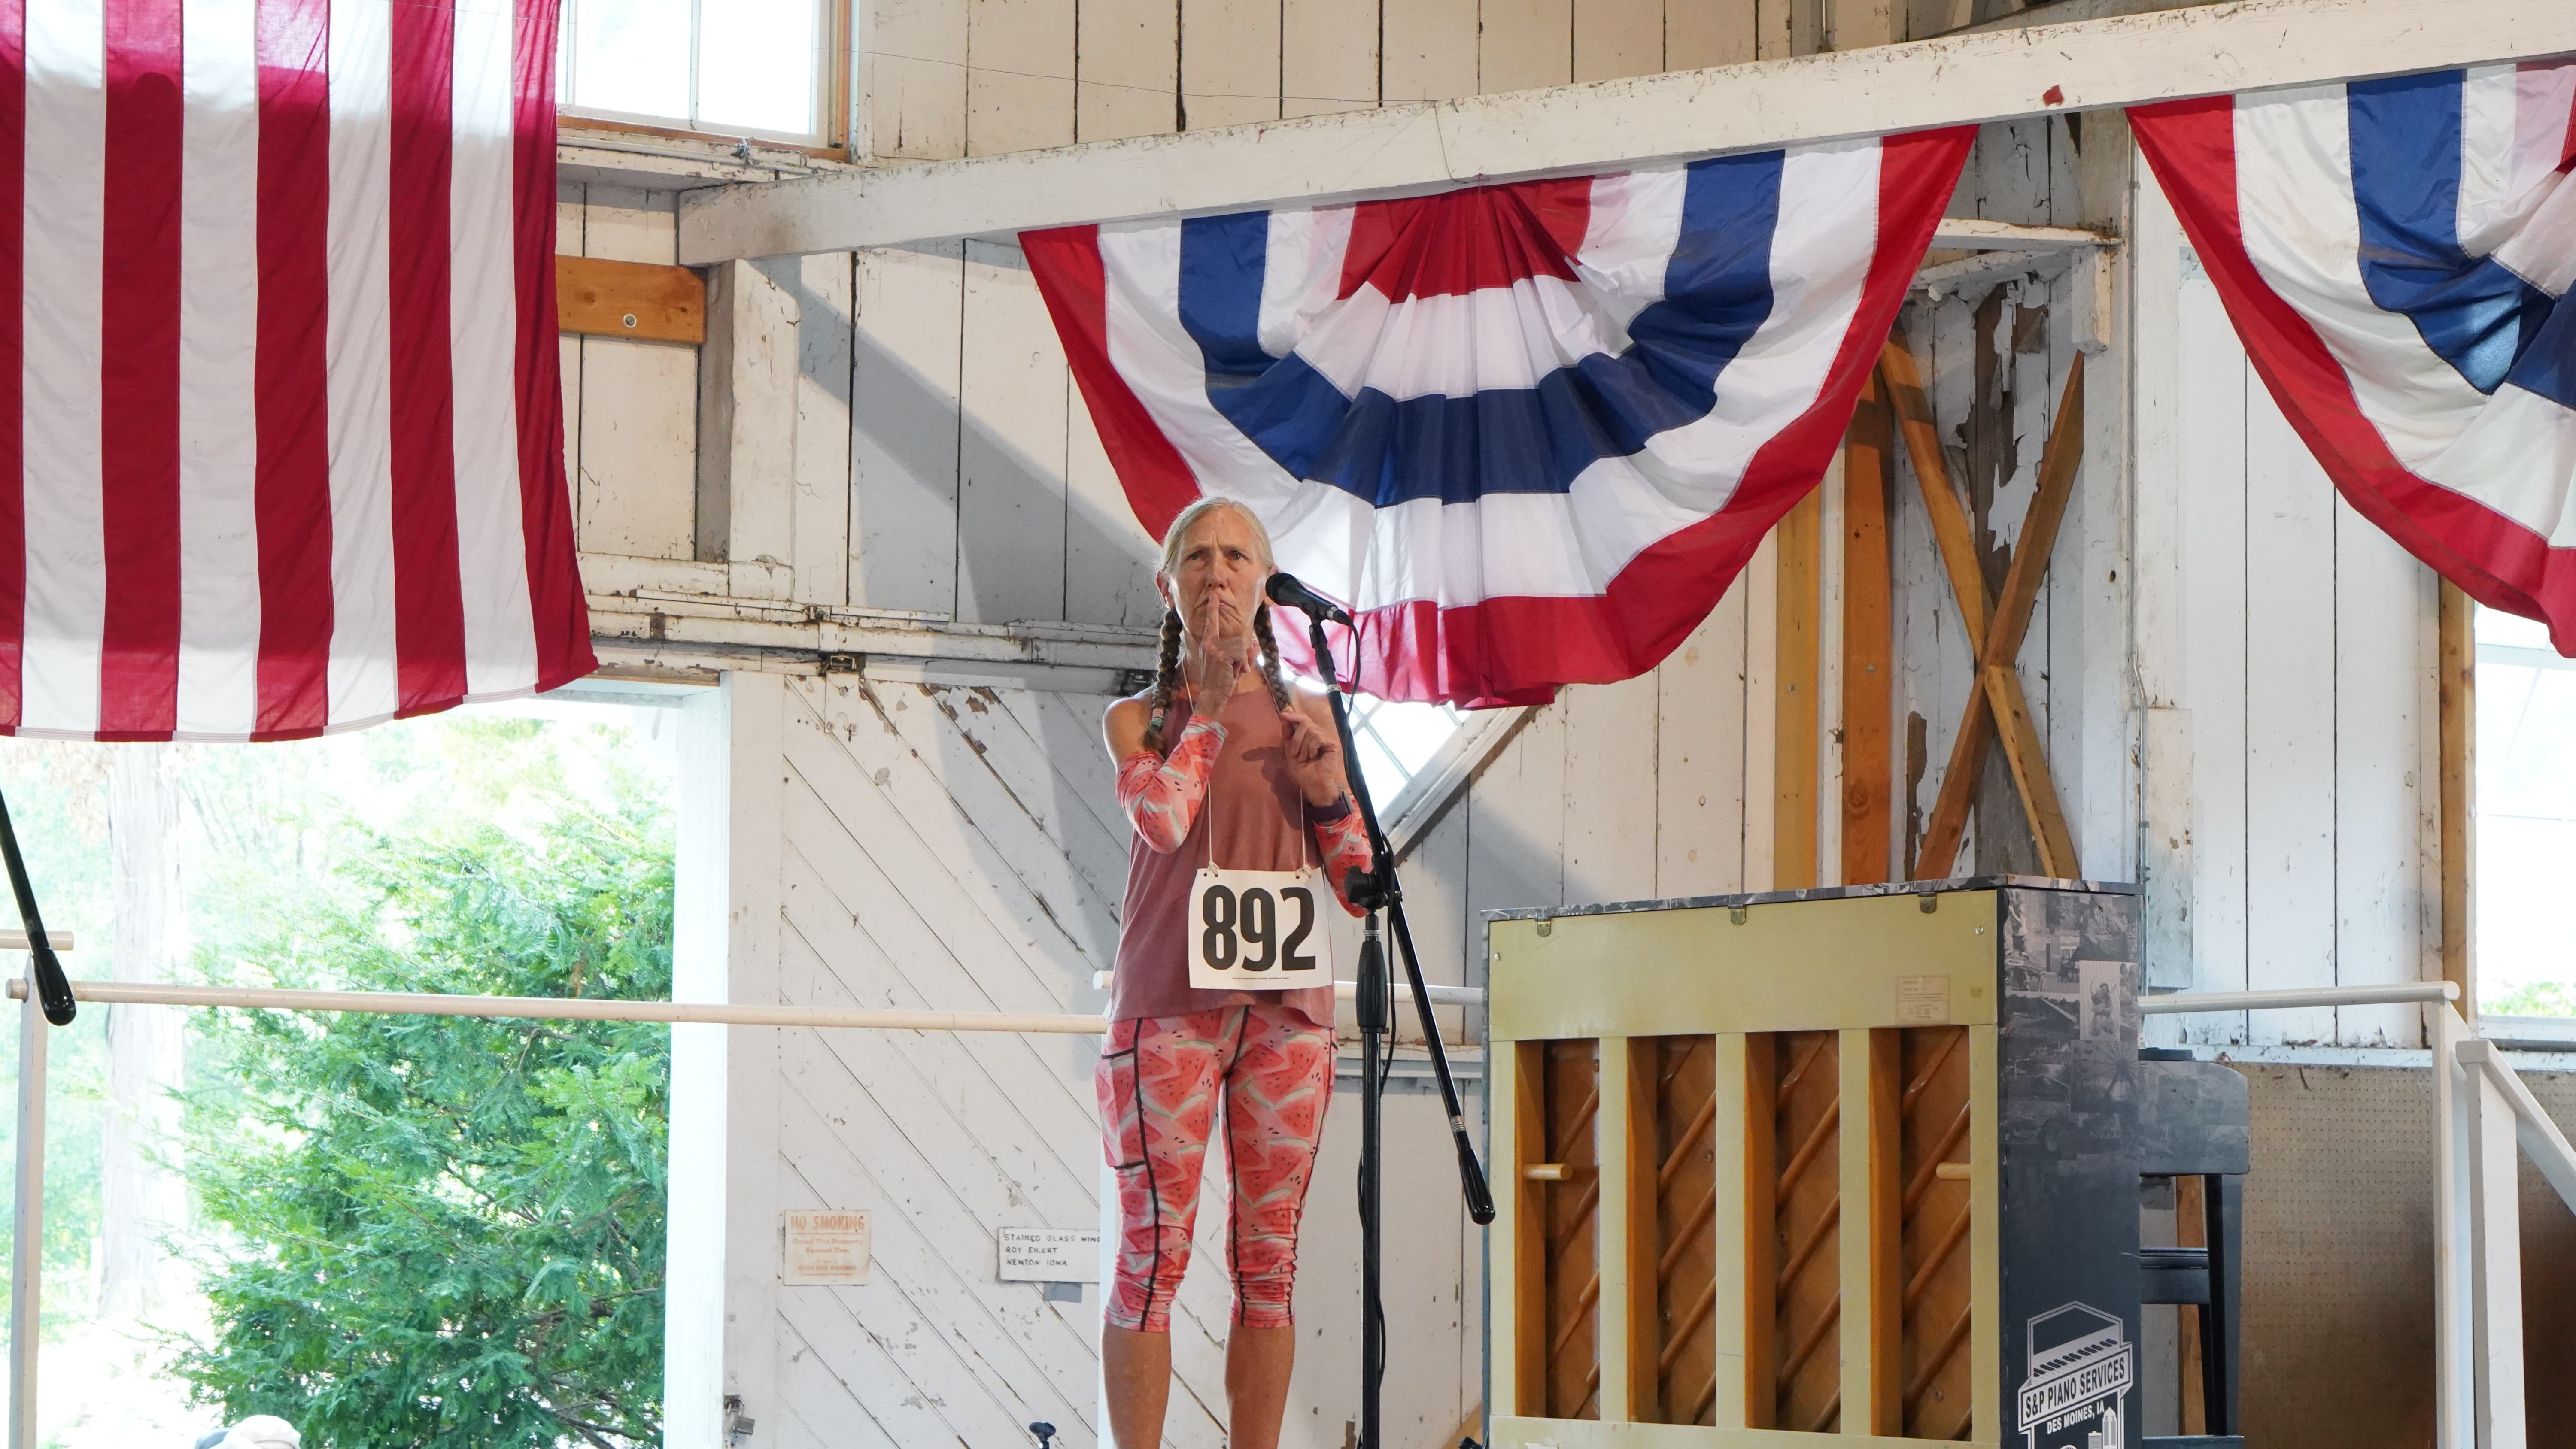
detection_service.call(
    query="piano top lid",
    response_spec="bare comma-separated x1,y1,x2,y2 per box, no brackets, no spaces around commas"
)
1484,874,2137,925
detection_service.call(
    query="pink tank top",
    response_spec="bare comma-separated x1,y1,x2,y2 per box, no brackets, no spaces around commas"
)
1111,685,1340,1029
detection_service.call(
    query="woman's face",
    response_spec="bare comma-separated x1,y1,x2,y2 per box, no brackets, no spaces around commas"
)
1160,506,1265,647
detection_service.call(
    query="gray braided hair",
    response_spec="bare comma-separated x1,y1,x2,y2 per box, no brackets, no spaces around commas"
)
1142,608,1184,755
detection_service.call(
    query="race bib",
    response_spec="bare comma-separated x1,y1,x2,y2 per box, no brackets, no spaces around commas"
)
1188,866,1335,991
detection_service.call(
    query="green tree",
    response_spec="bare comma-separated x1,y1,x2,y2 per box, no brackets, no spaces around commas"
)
173,791,673,1449
0,743,118,1338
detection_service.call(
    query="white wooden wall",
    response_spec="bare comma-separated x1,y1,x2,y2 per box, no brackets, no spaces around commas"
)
700,673,1482,1449
560,184,699,564
589,113,2455,1449
2130,172,2440,1052
850,242,1163,628
562,185,1166,632
851,0,2119,169
865,0,1901,166
1894,118,2136,887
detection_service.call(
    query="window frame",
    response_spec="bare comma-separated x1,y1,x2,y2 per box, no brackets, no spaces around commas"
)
2469,600,2576,1026
555,0,856,156
1340,692,1473,825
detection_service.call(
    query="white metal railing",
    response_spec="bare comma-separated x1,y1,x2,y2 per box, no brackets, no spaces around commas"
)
1086,968,1485,1008
2148,981,2572,1448
9,986,43,1449
2,976,1109,1034
5,970,2551,1448
2,964,1497,1449
0,970,1102,1449
2138,980,2459,1014
2439,1011,2576,1449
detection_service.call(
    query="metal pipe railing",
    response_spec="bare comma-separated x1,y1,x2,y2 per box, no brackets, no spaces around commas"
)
10,995,44,1449
5,976,1108,1035
2139,980,2459,1014
0,966,2513,1449
1087,968,1485,1007
2457,1039,2576,1212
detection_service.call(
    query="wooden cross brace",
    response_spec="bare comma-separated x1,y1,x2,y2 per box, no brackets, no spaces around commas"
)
1877,336,2086,881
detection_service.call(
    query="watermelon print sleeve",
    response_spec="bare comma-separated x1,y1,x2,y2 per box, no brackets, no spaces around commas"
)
1117,718,1225,852
1312,800,1373,915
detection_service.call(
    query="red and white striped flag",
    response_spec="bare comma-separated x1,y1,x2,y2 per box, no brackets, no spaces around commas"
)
0,0,591,742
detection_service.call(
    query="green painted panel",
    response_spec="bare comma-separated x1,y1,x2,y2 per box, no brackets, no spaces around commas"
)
1488,891,2002,1042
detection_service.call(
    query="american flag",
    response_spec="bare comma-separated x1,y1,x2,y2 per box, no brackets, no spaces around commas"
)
0,0,589,742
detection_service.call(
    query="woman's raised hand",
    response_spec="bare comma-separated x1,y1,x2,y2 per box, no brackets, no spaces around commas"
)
1279,707,1348,808
1185,592,1249,718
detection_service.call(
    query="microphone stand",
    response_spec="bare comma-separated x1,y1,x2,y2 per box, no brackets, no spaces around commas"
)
0,787,73,1025
1305,613,1494,1449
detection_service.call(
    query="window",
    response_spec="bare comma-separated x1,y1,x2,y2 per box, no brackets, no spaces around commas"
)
2474,603,2576,1019
0,691,693,1446
1345,694,1468,819
557,0,838,146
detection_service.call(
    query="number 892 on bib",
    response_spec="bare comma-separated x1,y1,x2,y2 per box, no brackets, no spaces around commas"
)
1188,866,1333,991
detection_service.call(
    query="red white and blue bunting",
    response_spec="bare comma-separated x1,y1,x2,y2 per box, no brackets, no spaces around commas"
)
2133,66,2576,654
1026,128,1975,708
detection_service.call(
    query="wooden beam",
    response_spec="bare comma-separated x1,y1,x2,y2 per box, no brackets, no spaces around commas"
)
1902,346,2087,880
1861,1030,1904,1436
1879,341,1987,652
1914,691,1994,882
1621,1040,1661,1422
1841,368,1895,886
1979,353,2087,675
1885,333,1991,881
1981,663,2080,878
1741,1033,1780,1430
2439,579,2475,1011
679,0,2576,260
1922,219,2107,252
1956,0,2227,35
581,576,1162,679
1774,488,1823,891
556,255,706,343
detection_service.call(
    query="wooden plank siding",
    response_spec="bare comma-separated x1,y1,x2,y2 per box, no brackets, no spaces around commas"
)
1883,116,2134,890
957,242,1075,624
572,116,2470,1449
1077,0,1179,139
732,675,1495,1449
560,184,699,566
563,225,1163,629
2127,158,2440,1050
856,0,1921,162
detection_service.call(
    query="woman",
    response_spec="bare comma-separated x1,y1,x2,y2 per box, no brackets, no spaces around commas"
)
1097,496,1372,1449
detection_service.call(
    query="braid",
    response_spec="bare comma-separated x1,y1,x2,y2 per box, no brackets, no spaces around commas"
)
1251,604,1294,714
1143,609,1184,755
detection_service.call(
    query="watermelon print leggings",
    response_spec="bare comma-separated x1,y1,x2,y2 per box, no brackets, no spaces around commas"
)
1096,1003,1335,1333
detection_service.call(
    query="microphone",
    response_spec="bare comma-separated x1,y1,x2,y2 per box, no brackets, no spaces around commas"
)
1264,571,1353,626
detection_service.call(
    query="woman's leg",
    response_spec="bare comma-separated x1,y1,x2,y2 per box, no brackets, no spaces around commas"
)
1095,1012,1229,1449
1224,1324,1297,1449
1218,1003,1337,1449
1102,1326,1171,1449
